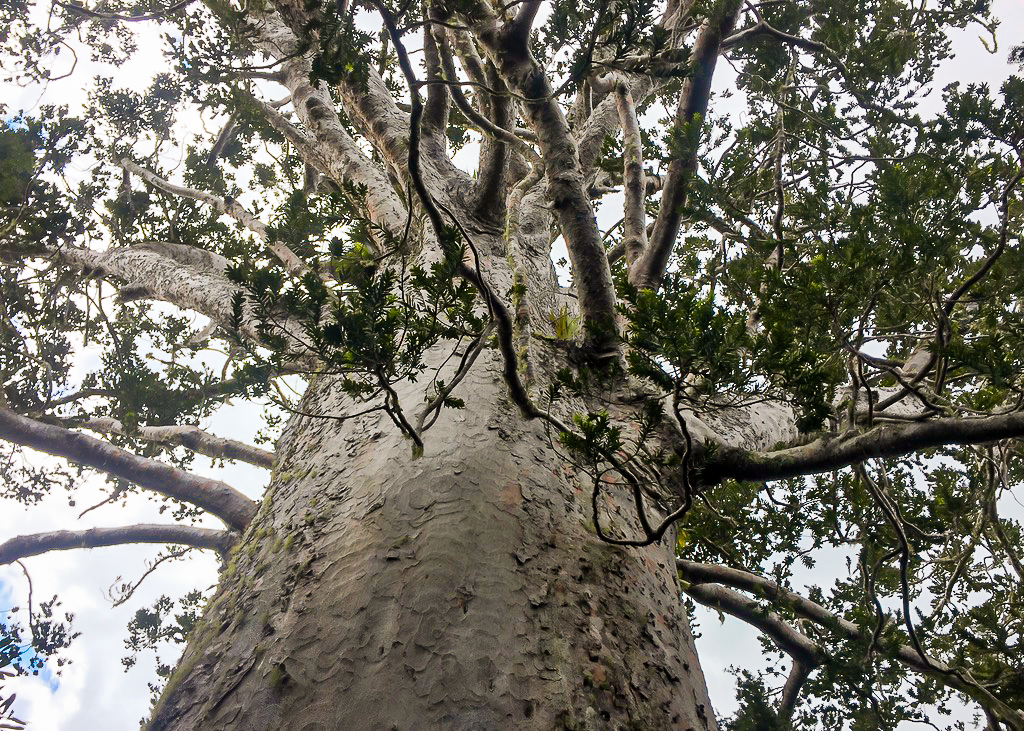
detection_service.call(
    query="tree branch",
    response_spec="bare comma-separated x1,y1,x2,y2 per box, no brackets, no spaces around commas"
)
630,0,741,290
613,82,648,266
0,524,235,565
702,411,1024,485
684,582,821,666
471,4,619,354
678,560,1024,728
121,160,311,277
0,408,257,531
50,241,314,360
78,418,275,469
55,0,196,22
250,85,409,245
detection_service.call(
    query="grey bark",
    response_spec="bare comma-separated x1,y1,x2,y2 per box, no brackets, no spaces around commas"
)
0,525,234,565
146,352,718,731
80,418,276,469
0,407,257,532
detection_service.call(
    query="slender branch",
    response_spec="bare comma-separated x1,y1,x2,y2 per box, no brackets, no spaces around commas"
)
78,418,275,469
0,407,257,531
56,0,196,22
703,411,1024,485
421,13,451,141
613,82,648,266
0,525,235,565
121,160,311,277
678,560,1024,728
108,548,191,607
258,4,412,176
433,27,540,164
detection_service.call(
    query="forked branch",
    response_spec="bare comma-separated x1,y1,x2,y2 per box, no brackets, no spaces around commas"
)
678,560,1024,728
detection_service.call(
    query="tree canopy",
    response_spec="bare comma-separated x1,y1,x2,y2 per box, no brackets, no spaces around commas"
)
1,0,1023,727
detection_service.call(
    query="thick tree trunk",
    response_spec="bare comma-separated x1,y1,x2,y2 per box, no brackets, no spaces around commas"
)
146,351,717,731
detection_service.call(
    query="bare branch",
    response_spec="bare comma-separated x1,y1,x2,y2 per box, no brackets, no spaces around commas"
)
472,5,619,353
421,15,451,142
684,582,821,666
613,82,648,266
56,0,196,22
703,411,1024,485
122,160,311,277
779,658,814,722
0,525,235,565
0,407,257,531
507,0,542,49
78,418,275,469
678,560,1024,728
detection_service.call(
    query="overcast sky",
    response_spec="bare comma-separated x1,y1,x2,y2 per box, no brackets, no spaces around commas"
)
2,0,1023,728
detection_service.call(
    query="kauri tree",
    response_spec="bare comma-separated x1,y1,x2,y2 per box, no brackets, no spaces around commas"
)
1,0,1023,728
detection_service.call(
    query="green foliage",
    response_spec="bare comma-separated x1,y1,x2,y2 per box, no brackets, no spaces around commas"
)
724,674,791,731
1,0,1023,726
621,274,841,431
0,595,80,684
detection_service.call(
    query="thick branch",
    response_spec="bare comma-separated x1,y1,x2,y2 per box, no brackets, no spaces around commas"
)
0,408,257,531
685,583,821,666
702,411,1024,485
262,4,412,177
0,525,235,565
472,7,619,353
80,418,275,469
630,1,741,290
51,241,313,359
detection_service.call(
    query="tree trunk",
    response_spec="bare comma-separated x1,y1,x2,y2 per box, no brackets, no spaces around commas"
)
146,351,717,731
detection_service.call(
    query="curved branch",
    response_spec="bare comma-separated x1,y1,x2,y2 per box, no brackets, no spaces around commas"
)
0,407,257,531
678,560,1024,728
78,418,275,469
703,411,1024,485
0,525,235,565
684,582,821,666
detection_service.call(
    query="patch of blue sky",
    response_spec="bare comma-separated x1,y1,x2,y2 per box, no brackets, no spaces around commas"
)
0,579,60,693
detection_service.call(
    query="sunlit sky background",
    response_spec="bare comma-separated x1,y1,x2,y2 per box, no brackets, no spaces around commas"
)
1,0,1023,727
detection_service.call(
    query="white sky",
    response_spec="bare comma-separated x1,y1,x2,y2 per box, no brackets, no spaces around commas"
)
2,0,1023,728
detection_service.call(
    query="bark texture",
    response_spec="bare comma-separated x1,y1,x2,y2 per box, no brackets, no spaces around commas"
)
147,352,716,731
